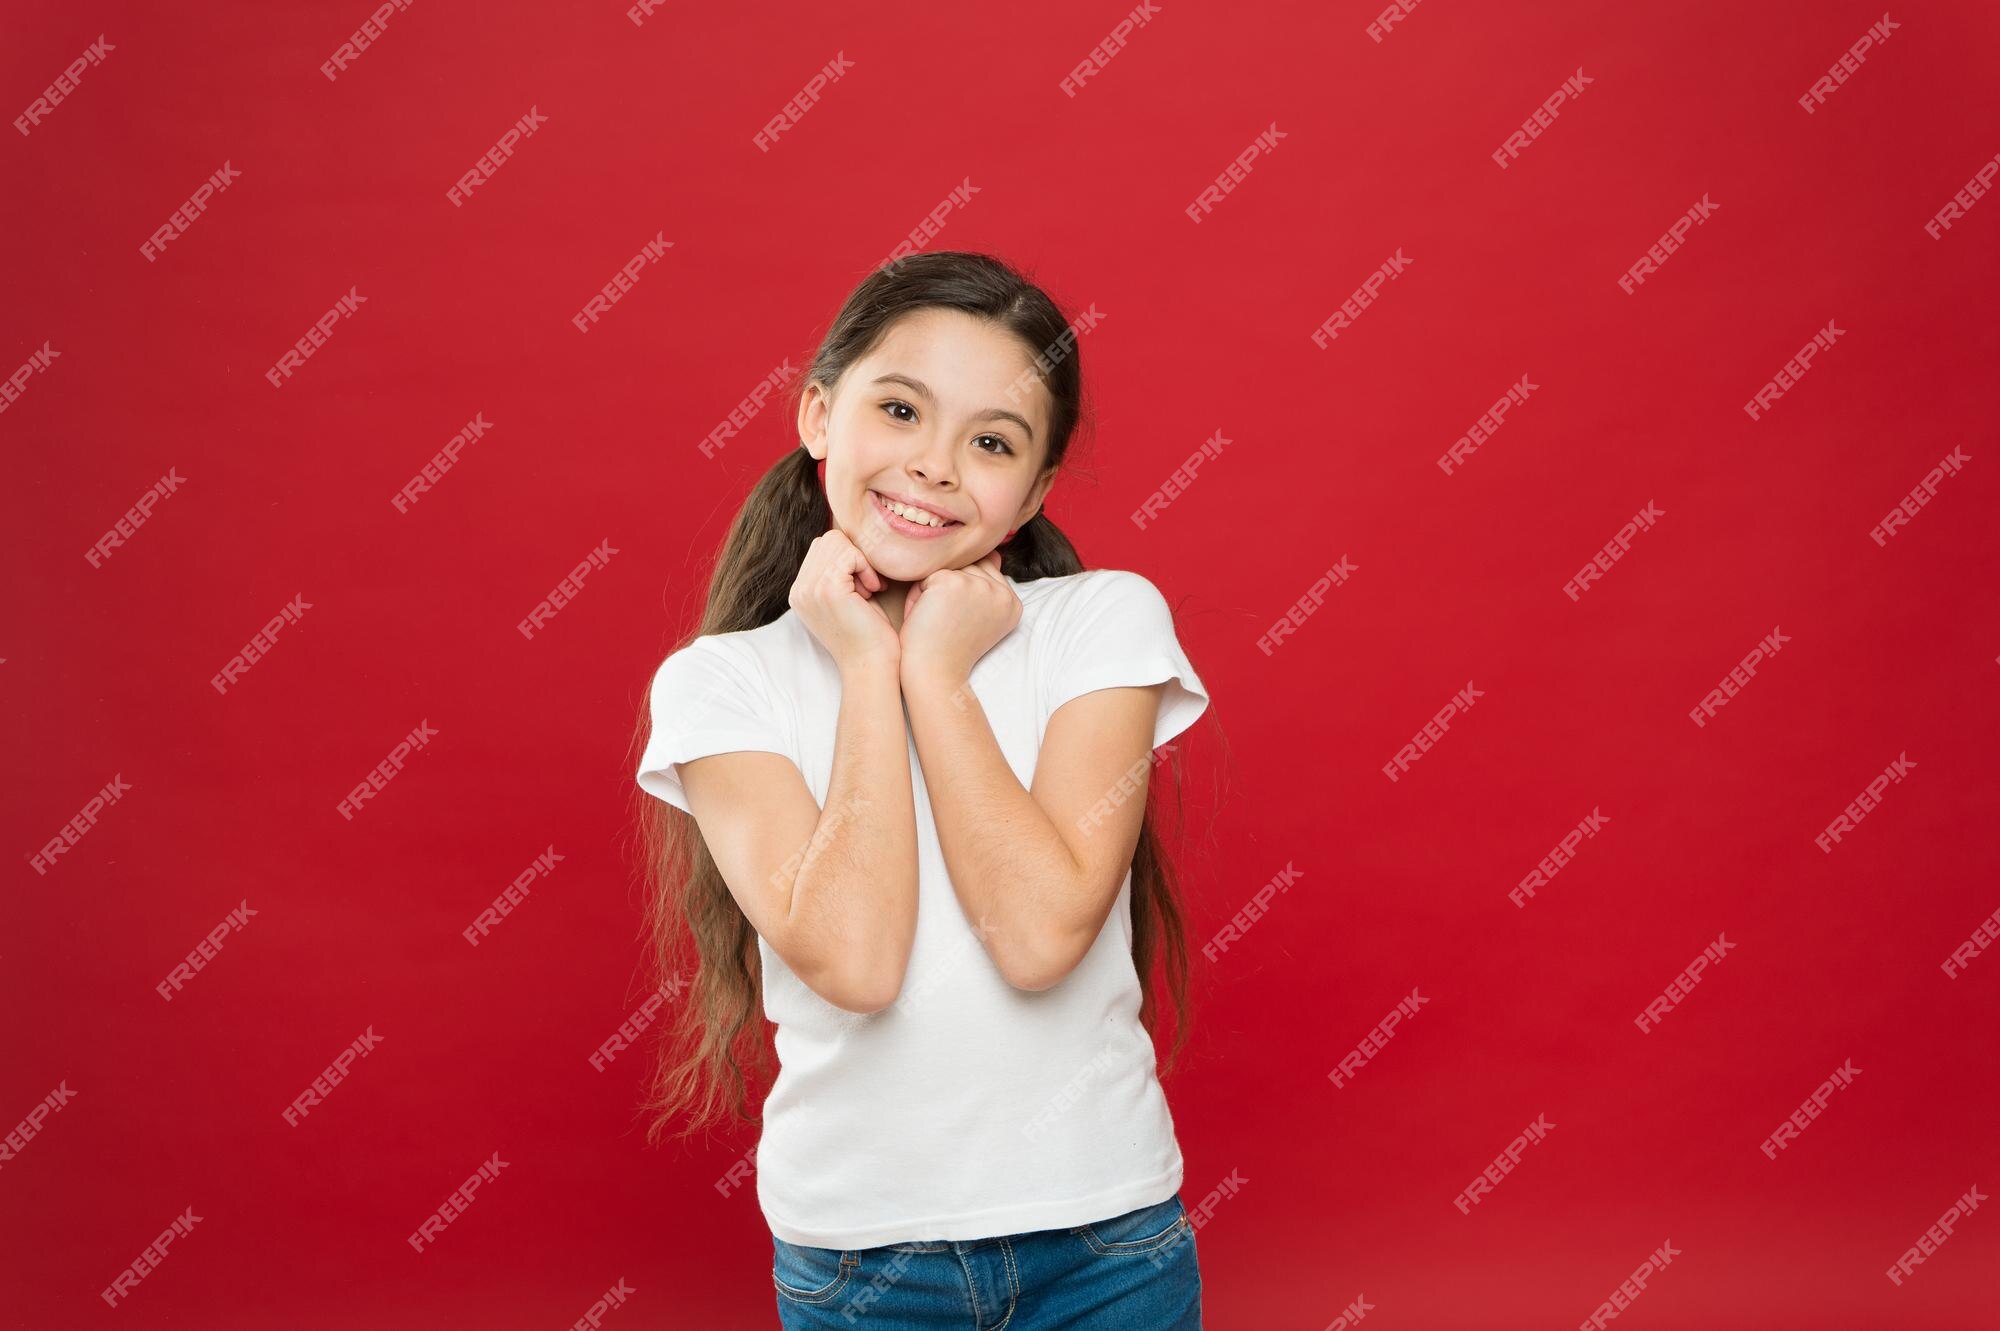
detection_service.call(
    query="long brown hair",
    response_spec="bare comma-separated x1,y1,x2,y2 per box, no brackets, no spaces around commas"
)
627,251,1207,1146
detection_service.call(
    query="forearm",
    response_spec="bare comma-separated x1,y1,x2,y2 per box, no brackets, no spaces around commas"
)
901,667,1086,989
787,657,919,1007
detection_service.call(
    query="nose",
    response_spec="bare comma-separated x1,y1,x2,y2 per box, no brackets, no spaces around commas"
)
907,433,957,490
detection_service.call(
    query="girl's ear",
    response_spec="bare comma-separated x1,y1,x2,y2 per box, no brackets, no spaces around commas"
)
797,380,831,461
1014,465,1058,528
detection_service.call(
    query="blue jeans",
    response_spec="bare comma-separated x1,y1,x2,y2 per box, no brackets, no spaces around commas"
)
771,1192,1201,1329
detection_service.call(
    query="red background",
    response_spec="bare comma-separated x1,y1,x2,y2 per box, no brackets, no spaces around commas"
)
7,1,1999,1327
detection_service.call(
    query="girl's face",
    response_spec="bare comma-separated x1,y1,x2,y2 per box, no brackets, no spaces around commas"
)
800,307,1058,584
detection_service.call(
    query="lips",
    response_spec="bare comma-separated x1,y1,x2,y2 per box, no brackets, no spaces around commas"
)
869,489,962,533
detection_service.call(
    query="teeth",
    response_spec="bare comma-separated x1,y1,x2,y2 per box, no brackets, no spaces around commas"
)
881,494,950,527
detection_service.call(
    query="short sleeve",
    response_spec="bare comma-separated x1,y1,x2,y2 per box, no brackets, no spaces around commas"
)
1042,570,1210,751
635,637,795,813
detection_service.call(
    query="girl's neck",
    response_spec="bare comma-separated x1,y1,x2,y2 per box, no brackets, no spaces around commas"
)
873,579,916,632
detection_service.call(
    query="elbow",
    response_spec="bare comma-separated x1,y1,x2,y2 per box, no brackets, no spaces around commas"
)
997,926,1087,993
836,980,903,1016
782,903,915,1015
815,958,910,1016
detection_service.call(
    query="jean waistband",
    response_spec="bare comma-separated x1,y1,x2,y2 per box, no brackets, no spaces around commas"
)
885,1237,1010,1254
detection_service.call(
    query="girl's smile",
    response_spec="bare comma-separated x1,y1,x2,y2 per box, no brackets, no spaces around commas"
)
869,488,964,538
800,306,1058,583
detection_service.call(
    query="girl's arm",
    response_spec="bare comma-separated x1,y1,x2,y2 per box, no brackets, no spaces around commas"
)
680,654,919,1013
901,666,1164,991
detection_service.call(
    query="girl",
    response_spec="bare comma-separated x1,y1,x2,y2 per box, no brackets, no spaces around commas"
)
630,251,1213,1329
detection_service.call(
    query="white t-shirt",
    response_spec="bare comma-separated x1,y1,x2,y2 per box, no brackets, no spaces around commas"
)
635,567,1210,1249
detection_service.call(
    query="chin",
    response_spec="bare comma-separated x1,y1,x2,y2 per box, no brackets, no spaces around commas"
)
842,514,985,579
872,550,953,582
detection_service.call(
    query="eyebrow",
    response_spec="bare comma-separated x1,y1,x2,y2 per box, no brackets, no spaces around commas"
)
869,373,1037,443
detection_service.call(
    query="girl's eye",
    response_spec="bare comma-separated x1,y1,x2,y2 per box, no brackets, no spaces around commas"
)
881,401,1015,456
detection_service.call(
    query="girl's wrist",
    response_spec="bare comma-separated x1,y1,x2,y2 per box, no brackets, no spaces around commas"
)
839,647,903,682
899,657,970,697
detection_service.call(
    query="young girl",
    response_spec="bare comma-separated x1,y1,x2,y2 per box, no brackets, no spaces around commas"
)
631,251,1212,1329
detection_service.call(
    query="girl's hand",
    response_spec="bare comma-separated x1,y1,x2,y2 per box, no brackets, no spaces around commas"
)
789,530,900,671
899,550,1019,687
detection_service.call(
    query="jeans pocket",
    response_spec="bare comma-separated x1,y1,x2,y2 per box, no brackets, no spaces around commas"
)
772,1236,861,1305
1073,1193,1192,1257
